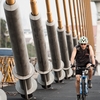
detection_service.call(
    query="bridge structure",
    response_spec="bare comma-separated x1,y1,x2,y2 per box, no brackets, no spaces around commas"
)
91,0,100,20
0,0,100,100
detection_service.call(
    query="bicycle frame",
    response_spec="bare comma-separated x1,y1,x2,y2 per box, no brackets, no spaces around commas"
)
80,68,89,100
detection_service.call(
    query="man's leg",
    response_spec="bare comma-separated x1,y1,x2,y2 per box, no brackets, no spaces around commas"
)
87,63,93,88
76,75,81,100
88,66,93,80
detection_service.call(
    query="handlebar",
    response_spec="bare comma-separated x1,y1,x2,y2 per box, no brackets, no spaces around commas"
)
77,63,92,70
77,66,90,70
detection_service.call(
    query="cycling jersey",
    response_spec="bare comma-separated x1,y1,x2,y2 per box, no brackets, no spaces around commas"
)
75,44,91,67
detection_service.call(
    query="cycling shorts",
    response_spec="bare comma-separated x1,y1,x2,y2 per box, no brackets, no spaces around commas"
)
76,67,85,75
76,62,91,75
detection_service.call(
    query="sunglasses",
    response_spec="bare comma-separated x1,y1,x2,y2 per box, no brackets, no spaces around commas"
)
80,43,86,45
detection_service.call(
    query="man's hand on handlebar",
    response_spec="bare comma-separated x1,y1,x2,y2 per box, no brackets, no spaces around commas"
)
71,64,76,70
91,64,96,68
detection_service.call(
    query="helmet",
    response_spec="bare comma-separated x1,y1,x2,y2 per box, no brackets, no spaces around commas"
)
79,36,88,44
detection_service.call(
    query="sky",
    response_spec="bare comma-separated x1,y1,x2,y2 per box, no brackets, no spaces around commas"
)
0,0,98,30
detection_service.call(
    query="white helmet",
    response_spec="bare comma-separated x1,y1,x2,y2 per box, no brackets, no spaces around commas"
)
79,36,88,44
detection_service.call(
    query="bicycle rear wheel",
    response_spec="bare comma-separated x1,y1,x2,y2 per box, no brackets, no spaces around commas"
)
82,79,86,100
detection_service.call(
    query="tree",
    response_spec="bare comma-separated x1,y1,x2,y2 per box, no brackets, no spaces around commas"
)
0,18,11,47
0,18,7,47
27,44,36,57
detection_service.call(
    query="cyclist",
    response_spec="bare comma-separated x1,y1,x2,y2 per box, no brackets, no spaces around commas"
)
70,36,95,100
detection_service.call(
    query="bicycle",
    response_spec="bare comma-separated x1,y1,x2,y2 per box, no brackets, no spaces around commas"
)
79,64,91,100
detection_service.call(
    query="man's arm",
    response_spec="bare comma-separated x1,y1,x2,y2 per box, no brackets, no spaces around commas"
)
70,47,77,65
89,45,95,65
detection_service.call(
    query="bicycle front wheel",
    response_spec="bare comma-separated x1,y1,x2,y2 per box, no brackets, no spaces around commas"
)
82,95,86,100
82,79,86,100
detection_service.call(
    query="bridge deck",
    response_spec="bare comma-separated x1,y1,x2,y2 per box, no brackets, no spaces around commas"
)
2,75,100,100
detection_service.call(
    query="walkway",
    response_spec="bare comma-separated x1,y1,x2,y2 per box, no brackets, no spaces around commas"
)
2,76,100,100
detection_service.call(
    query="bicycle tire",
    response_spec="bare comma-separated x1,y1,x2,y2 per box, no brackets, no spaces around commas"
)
82,79,86,100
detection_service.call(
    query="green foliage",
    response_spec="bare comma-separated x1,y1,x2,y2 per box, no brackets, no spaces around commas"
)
1,18,7,34
0,18,12,47
27,44,37,57
6,37,12,48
